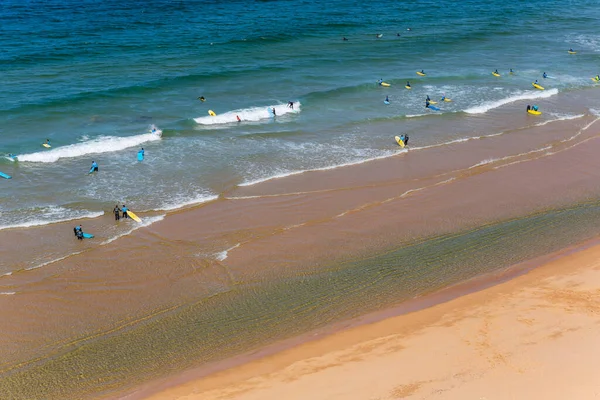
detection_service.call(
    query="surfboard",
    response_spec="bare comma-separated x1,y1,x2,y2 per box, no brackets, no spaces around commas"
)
492,72,500,77
591,77,600,82
380,82,391,87
527,109,542,115
532,83,545,90
88,167,98,175
0,171,12,179
416,71,426,76
428,100,437,104
137,151,144,161
394,136,406,148
428,105,440,111
405,85,411,90
208,110,216,116
42,143,51,148
384,100,390,105
568,51,577,54
127,210,142,222
443,98,452,102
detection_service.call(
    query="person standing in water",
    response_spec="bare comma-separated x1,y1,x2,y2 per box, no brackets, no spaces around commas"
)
113,205,121,221
272,107,276,117
121,204,129,219
90,160,98,173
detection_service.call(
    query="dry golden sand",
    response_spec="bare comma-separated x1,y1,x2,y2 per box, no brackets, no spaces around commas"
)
145,241,600,400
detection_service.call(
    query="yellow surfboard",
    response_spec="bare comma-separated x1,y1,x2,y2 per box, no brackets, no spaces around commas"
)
527,109,542,115
42,143,51,148
492,72,500,77
416,71,426,76
443,98,452,102
532,83,545,90
405,85,412,90
568,51,577,54
208,110,216,116
380,82,391,87
394,136,406,148
127,210,142,222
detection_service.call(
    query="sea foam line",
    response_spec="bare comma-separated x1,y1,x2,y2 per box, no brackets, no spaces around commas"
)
214,243,241,261
194,102,301,125
0,211,105,231
100,215,165,245
239,151,399,187
464,88,559,114
535,113,584,127
142,194,219,212
17,127,162,163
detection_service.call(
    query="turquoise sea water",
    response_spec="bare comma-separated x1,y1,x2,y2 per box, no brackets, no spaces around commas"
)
1,0,600,229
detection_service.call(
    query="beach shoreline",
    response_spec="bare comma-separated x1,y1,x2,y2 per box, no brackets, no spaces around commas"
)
138,233,600,400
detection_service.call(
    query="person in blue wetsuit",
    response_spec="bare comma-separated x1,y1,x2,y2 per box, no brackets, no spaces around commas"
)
377,78,383,86
534,80,539,85
532,105,539,111
440,95,446,102
74,224,83,239
543,72,547,79
400,134,406,144
385,95,389,103
121,204,129,219
90,161,98,172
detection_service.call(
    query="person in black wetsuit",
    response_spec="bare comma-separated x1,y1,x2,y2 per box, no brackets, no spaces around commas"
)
114,205,121,221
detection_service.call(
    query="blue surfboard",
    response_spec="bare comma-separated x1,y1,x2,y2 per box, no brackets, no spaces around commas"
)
88,168,95,174
0,171,12,179
82,232,94,239
137,151,144,161
428,105,440,111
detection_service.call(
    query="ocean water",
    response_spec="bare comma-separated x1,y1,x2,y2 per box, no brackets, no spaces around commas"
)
1,0,600,229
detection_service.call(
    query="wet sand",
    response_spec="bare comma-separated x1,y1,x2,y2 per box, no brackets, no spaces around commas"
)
143,236,600,400
1,98,600,398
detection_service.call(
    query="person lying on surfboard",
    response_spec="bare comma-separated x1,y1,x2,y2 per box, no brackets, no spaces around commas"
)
197,96,205,102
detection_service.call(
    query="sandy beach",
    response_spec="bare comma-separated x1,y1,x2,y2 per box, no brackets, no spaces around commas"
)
143,237,600,400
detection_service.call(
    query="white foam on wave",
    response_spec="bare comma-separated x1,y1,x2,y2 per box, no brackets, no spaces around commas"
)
590,109,600,117
17,126,162,163
214,243,240,261
144,194,219,212
469,145,553,169
238,150,399,187
0,292,16,295
100,215,165,245
194,102,301,125
0,208,104,231
26,251,84,271
464,89,559,114
535,113,584,127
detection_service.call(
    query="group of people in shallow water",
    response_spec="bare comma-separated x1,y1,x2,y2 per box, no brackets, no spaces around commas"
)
113,204,129,220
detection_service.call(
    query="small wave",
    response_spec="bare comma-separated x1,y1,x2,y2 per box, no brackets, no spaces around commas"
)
464,89,559,114
535,113,585,127
144,194,219,212
26,251,84,271
470,145,553,169
0,209,104,231
194,103,301,125
17,126,162,163
590,109,600,117
100,215,165,245
238,150,398,187
0,292,16,295
405,112,443,118
215,243,240,261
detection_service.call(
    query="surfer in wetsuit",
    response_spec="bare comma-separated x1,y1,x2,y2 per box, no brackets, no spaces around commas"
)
121,204,129,219
198,96,206,102
114,205,121,221
272,107,276,117
74,224,83,239
385,95,389,103
406,81,411,88
342,37,348,41
287,101,294,109
236,115,241,122
140,148,144,157
543,72,547,79
494,69,499,75
403,134,409,146
90,161,98,173
425,99,430,108
510,68,514,74
527,105,531,111
420,70,425,75
533,105,539,111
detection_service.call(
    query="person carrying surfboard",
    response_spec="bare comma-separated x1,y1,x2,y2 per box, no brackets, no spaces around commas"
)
90,161,98,173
